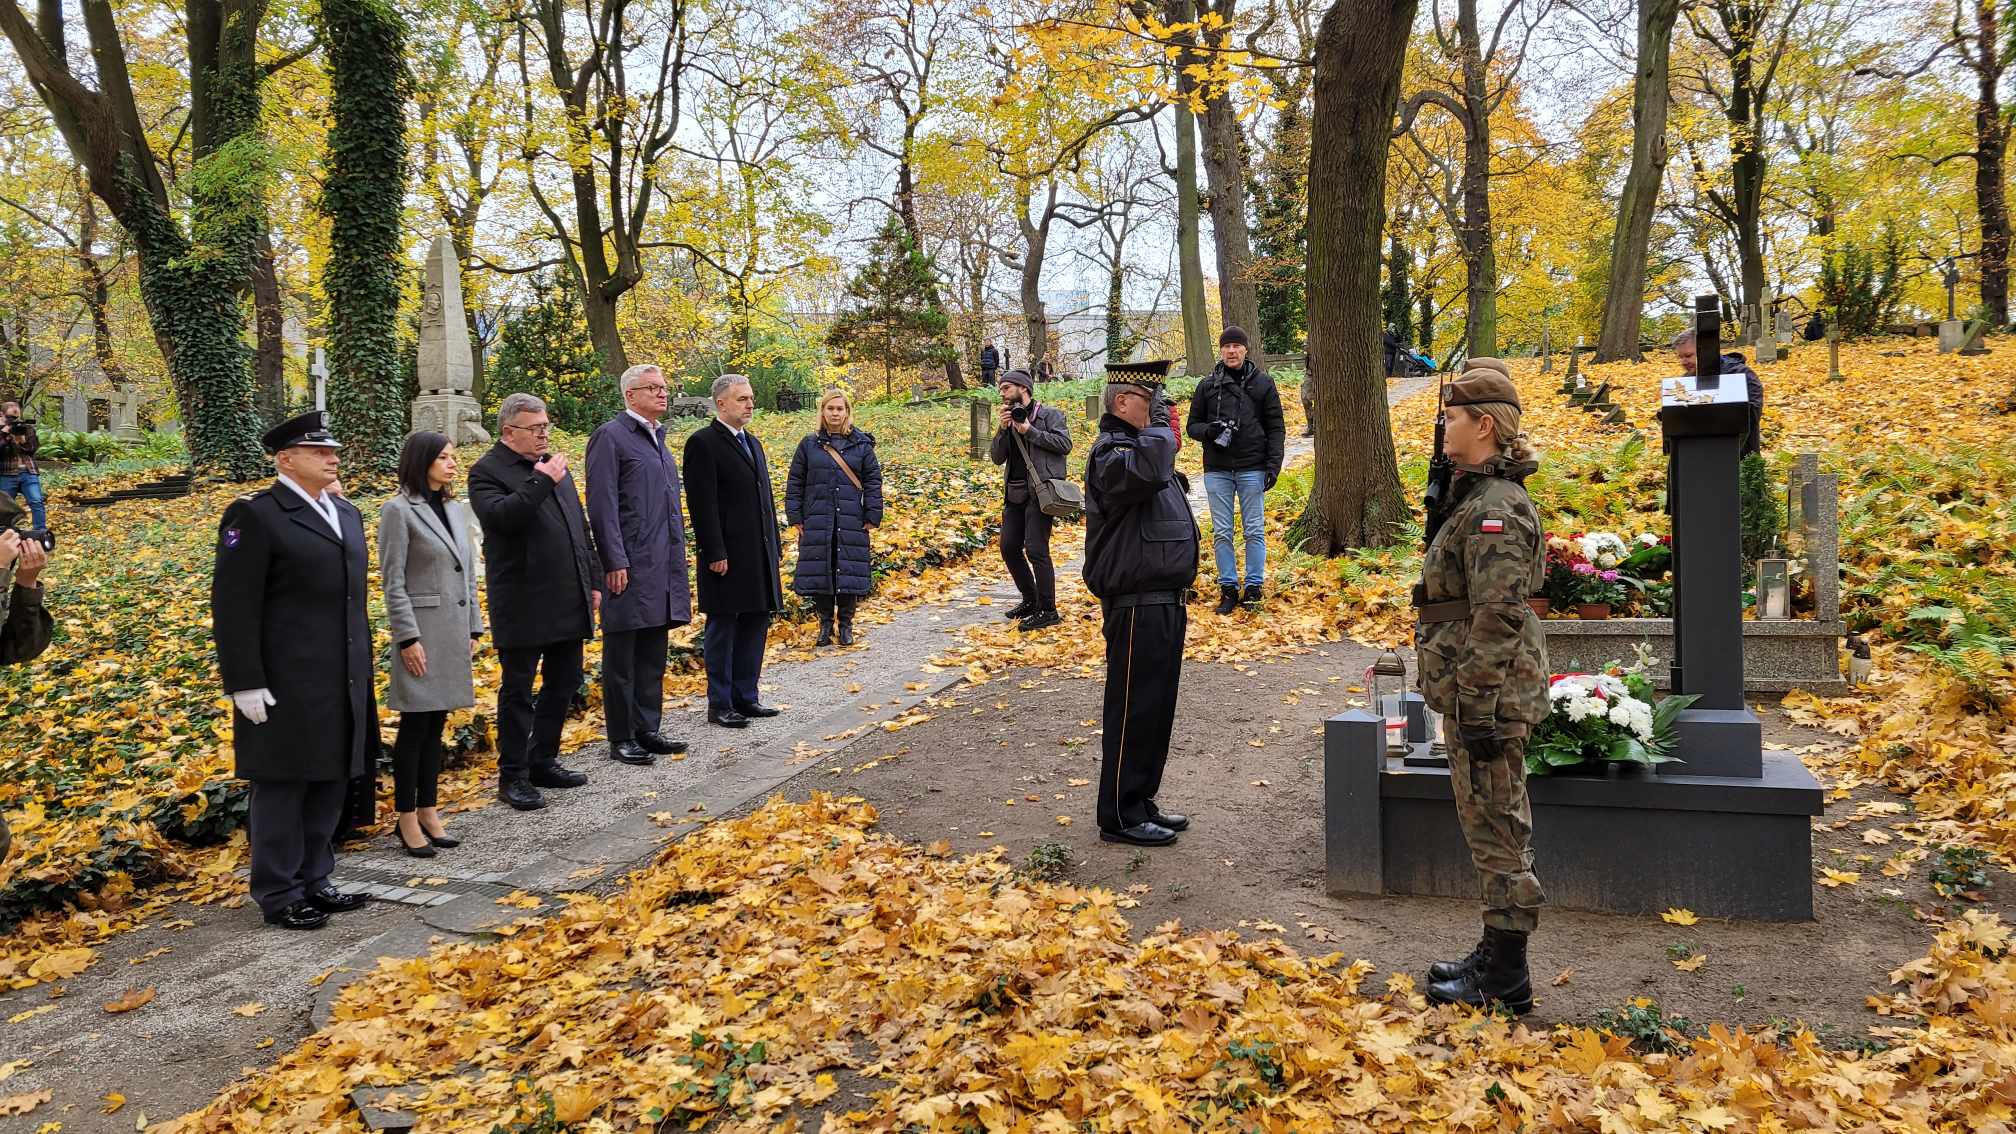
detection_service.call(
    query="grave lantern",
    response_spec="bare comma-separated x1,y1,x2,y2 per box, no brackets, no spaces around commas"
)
1365,650,1409,755
1755,553,1791,620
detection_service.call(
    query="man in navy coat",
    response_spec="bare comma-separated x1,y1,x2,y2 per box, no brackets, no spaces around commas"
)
683,374,783,727
586,364,693,764
212,411,374,931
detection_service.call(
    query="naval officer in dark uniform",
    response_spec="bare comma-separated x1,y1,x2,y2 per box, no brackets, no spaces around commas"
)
1083,361,1200,848
211,411,374,930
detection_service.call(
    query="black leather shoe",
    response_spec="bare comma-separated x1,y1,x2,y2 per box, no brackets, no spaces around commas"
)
635,732,688,755
308,884,369,914
1099,821,1178,847
1003,598,1037,621
424,831,461,849
499,779,547,811
533,761,590,786
263,900,329,930
708,710,750,728
735,703,780,718
610,741,656,766
1148,806,1190,832
1018,609,1063,631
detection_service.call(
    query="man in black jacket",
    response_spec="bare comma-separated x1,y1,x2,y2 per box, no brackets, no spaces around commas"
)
467,393,599,811
990,369,1073,631
979,338,1000,388
684,374,784,728
211,411,375,930
1085,361,1199,848
1673,328,1765,456
1187,327,1284,613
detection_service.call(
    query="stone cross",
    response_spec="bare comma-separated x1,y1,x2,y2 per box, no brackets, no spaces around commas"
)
1826,326,1843,382
311,348,328,411
109,384,142,439
410,236,491,448
1755,287,1778,364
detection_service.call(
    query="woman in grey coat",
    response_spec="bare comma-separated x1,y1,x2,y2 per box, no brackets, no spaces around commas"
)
378,432,485,857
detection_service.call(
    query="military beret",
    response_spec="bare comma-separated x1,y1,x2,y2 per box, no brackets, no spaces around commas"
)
1460,356,1511,378
1446,370,1521,412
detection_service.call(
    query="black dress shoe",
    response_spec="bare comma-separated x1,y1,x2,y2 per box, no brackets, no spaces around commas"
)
610,741,656,766
308,884,370,914
263,900,329,930
1148,807,1190,832
735,703,780,718
424,831,461,849
1099,821,1178,847
1003,598,1037,621
635,732,689,755
499,779,547,811
708,710,750,728
1018,609,1063,631
396,829,437,858
533,761,590,787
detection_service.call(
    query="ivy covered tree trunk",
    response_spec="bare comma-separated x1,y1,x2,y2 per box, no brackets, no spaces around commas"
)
321,0,410,475
0,1,270,477
1294,0,1416,555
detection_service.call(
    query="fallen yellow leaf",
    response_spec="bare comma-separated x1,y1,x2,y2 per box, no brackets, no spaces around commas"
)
1660,907,1699,926
231,1001,266,1017
102,986,156,1014
1673,954,1708,972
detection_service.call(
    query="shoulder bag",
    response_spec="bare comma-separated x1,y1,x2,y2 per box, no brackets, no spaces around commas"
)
819,439,864,492
1010,424,1084,520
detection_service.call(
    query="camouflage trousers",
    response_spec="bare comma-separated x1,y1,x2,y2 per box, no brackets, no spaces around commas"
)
1444,718,1545,932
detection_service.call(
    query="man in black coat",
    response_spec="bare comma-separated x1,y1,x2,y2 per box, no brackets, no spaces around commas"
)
979,338,1000,388
990,369,1073,631
1187,325,1284,613
1673,328,1765,456
683,374,783,728
467,393,600,811
1085,362,1200,848
211,411,374,931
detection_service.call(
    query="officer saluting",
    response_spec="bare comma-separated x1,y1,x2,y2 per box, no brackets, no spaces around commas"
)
211,411,374,931
1084,360,1199,848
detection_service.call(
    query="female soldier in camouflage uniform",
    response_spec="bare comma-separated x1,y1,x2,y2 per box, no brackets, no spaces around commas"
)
1413,358,1547,1013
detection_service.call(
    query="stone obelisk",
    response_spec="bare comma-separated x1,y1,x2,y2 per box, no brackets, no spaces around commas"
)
410,236,491,448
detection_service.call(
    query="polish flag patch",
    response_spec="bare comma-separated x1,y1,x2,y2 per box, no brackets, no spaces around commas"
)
1478,519,1504,534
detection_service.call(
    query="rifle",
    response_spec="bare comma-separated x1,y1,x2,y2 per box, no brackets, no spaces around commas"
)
1422,380,1453,547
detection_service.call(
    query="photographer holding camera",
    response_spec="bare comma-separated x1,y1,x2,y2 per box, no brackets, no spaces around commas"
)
0,495,53,865
1186,327,1283,614
990,369,1072,631
1,400,46,533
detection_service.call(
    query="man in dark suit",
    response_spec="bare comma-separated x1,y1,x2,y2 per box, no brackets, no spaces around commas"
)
211,411,375,931
467,393,600,810
683,374,783,728
586,364,693,766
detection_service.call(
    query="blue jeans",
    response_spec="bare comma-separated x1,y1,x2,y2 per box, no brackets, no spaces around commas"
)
1204,468,1266,588
0,470,44,530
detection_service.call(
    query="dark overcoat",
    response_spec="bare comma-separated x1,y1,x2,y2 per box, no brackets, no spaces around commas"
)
784,429,883,596
466,442,601,651
211,485,372,783
585,413,693,633
683,420,783,616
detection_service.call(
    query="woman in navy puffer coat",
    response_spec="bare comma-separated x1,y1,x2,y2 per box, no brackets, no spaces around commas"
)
785,390,884,646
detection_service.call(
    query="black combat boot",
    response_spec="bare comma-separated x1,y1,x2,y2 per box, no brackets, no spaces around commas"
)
814,595,835,647
1242,583,1264,610
1427,926,1533,1014
1215,585,1240,615
837,595,858,646
1427,931,1489,983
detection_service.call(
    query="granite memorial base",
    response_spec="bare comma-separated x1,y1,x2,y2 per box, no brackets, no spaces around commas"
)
1543,618,1847,695
1324,711,1825,921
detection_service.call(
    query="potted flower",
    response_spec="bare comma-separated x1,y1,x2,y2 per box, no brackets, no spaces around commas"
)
1527,665,1696,777
1568,562,1628,618
1537,535,1584,616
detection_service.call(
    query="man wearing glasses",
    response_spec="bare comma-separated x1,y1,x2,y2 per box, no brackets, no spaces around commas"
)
467,393,601,811
585,365,693,766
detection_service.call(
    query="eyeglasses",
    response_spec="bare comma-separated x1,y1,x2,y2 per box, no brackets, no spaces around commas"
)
634,384,669,394
508,422,553,436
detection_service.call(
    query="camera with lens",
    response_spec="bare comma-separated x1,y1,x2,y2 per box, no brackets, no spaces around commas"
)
1010,403,1030,424
1210,419,1236,448
8,525,52,552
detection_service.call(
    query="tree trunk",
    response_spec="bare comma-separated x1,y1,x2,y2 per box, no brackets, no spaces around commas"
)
1294,0,1416,556
1015,194,1050,369
1455,0,1495,359
251,230,286,423
72,180,126,389
581,283,631,378
1105,234,1130,362
1382,221,1412,343
1975,0,2010,324
1174,99,1212,376
1595,0,1677,362
1198,1,1263,358
1727,16,1765,310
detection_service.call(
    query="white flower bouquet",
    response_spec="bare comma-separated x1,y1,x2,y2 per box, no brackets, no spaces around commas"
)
1527,664,1695,776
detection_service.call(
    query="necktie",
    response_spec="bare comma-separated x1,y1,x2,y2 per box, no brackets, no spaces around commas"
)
739,431,755,463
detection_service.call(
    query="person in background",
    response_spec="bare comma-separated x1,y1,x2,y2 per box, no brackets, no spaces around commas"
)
786,389,883,648
467,394,599,811
990,369,1071,631
684,375,784,728
211,411,374,931
377,431,484,858
979,338,1001,389
1673,328,1764,457
1188,326,1284,614
586,364,693,767
0,497,51,867
0,400,45,532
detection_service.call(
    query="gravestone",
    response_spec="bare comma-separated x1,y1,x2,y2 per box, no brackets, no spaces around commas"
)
1938,319,1965,353
1539,326,1554,374
60,390,87,432
1826,327,1844,382
1326,292,1823,920
1085,394,1099,421
1960,317,1991,356
109,384,142,439
409,236,493,449
969,399,989,460
1566,340,1582,379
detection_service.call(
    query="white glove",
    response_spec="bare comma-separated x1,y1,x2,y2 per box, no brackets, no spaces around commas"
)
233,688,276,724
